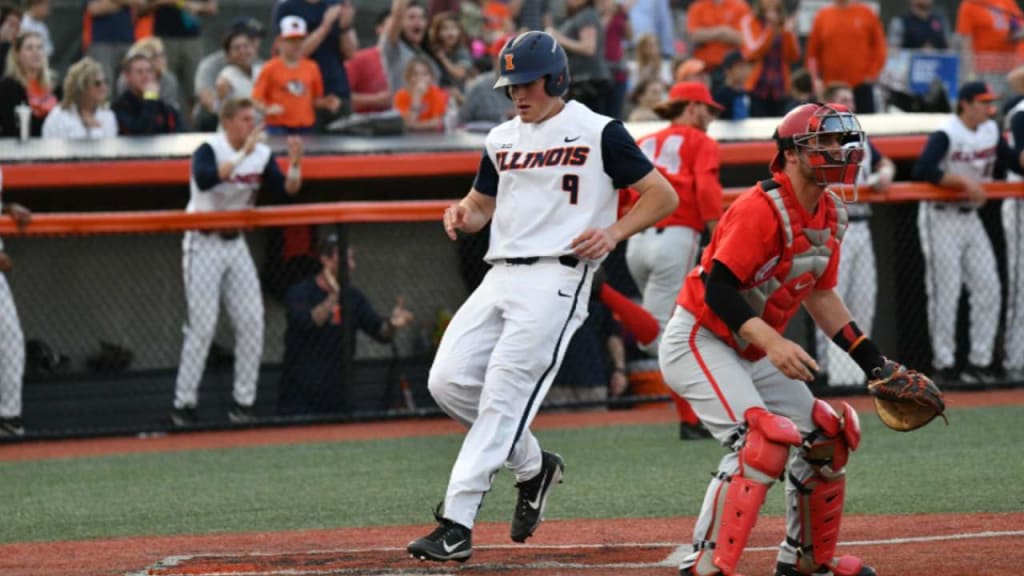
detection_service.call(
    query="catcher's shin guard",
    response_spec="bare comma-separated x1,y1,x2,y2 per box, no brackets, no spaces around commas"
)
711,408,802,574
789,400,862,569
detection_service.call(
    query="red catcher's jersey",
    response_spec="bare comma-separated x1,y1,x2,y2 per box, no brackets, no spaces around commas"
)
678,172,847,360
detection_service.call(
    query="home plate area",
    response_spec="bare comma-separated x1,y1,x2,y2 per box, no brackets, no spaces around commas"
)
135,542,681,575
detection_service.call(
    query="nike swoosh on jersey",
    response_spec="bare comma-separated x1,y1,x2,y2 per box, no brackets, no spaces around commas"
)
443,539,466,553
557,290,572,298
564,136,581,143
795,280,814,290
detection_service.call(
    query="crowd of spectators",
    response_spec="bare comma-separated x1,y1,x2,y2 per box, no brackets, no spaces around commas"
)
0,0,1020,140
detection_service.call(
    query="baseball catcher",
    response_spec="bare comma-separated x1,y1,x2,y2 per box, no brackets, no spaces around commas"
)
868,359,947,432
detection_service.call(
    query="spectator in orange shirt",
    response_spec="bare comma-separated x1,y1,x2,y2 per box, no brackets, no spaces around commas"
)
740,0,800,118
956,0,1023,73
253,15,341,135
806,0,885,114
393,55,447,131
686,0,750,81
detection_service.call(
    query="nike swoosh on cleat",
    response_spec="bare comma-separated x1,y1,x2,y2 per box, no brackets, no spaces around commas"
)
564,136,580,143
443,539,466,553
526,471,549,509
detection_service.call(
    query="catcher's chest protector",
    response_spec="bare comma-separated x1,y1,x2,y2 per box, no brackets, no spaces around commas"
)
732,180,848,359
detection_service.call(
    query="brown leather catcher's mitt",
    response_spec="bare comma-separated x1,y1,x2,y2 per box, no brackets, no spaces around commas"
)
867,359,947,432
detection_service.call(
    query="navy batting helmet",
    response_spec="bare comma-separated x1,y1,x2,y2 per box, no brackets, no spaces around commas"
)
493,31,569,98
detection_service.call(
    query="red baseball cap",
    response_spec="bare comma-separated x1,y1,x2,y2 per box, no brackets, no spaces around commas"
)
653,82,723,118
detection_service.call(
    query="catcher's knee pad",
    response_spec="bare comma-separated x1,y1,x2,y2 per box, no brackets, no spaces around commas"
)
789,400,862,568
802,400,860,479
712,408,802,574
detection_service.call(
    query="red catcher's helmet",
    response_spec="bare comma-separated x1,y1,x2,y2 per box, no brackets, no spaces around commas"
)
770,103,865,187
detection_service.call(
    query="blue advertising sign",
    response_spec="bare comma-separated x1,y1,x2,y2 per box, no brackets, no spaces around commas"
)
907,53,960,100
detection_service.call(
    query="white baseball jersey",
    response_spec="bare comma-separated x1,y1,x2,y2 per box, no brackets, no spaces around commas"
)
1007,99,1024,183
483,100,619,262
938,115,1000,182
186,133,271,213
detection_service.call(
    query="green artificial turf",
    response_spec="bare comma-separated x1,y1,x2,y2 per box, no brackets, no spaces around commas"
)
2,404,1021,544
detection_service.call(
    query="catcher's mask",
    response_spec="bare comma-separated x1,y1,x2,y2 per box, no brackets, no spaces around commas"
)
770,103,865,195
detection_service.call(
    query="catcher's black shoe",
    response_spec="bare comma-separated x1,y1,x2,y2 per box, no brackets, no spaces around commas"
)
510,450,565,542
774,556,876,576
407,511,472,563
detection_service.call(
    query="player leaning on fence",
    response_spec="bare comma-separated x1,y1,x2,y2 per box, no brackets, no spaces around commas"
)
170,97,304,427
406,31,677,564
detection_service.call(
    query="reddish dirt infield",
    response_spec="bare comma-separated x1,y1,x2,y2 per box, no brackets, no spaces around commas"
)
2,390,1022,576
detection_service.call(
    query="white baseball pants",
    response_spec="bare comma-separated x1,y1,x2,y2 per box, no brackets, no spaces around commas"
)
626,225,701,355
429,259,592,529
917,203,1000,370
173,232,264,409
815,221,876,386
0,274,24,419
1003,199,1024,372
659,306,827,570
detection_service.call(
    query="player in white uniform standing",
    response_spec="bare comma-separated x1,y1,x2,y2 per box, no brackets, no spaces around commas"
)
1002,96,1024,381
406,31,677,563
0,168,31,437
170,97,304,426
911,81,1023,384
815,82,894,388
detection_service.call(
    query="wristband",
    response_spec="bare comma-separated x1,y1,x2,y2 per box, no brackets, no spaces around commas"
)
832,321,885,375
142,90,159,100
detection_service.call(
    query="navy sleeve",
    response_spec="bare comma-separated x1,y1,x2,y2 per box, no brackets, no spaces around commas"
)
995,135,1023,179
472,151,499,196
191,143,221,191
1009,111,1024,176
601,121,655,188
911,131,950,184
261,152,289,202
349,286,390,343
868,139,883,171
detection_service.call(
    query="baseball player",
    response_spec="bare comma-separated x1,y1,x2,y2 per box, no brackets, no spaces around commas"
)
661,103,889,576
170,97,304,426
911,81,1024,385
1003,94,1024,382
0,167,30,437
814,82,895,388
625,81,723,440
406,31,677,563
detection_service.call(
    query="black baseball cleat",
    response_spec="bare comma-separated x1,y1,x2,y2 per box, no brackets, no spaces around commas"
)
227,402,255,424
775,556,876,576
0,417,24,437
510,450,565,542
407,513,472,563
169,406,198,427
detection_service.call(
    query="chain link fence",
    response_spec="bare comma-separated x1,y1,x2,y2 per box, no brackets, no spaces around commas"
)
3,192,1023,438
